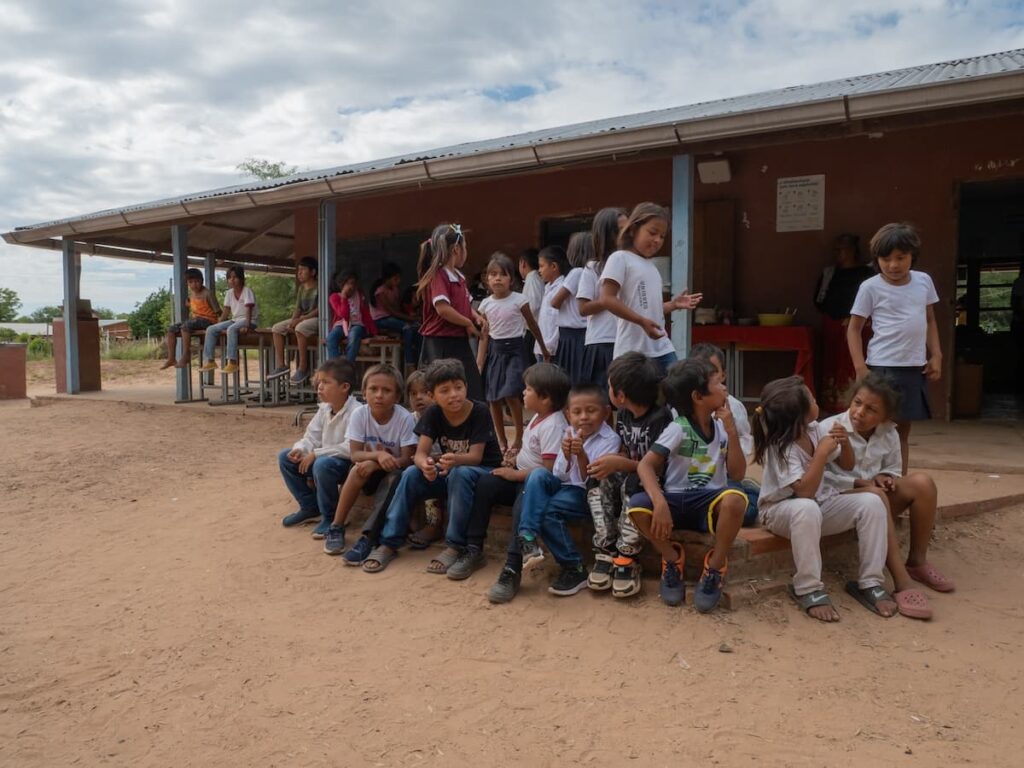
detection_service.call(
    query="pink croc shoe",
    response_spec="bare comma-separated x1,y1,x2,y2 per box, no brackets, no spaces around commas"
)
906,563,956,593
893,588,933,621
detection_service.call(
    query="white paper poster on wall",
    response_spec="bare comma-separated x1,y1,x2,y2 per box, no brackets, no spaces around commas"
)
776,174,825,232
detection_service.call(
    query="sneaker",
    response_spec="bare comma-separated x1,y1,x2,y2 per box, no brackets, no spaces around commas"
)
291,369,309,385
447,546,486,581
588,552,614,591
549,564,588,596
198,360,217,372
323,524,347,555
659,543,685,607
282,508,319,527
487,566,521,604
517,533,544,570
694,551,727,613
611,556,642,598
220,361,239,375
311,517,332,539
342,536,373,566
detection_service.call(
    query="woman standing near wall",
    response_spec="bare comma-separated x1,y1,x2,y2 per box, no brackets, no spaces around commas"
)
814,233,874,412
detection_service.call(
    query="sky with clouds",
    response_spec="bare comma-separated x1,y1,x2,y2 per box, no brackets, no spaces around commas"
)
1,0,1022,314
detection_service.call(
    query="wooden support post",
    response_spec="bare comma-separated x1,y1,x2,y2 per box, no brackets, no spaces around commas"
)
61,237,80,394
671,155,694,357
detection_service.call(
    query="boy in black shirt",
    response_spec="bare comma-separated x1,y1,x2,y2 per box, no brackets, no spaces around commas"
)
585,352,672,597
362,359,502,574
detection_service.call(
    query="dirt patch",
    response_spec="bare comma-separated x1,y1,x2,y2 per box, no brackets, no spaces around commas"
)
1,400,1021,767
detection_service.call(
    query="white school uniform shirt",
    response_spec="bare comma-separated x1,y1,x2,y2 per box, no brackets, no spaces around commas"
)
522,269,545,318
345,404,418,457
850,271,939,367
600,249,674,358
517,410,569,473
224,286,258,324
757,421,840,512
534,276,563,356
557,268,587,329
553,422,621,489
478,293,528,340
292,397,358,459
728,394,754,459
820,411,902,492
577,261,616,345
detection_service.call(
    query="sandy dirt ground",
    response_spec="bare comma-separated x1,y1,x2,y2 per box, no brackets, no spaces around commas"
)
1,398,1022,767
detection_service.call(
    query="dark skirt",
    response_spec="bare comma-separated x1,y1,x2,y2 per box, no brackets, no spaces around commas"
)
555,326,587,386
484,338,527,402
868,365,931,421
420,335,484,402
580,342,615,391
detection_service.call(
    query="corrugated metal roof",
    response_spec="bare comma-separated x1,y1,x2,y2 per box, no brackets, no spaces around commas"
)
9,47,1024,236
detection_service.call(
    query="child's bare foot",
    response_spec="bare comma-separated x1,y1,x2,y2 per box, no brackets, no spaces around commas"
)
174,357,190,368
809,604,841,622
790,586,840,622
845,582,898,618
159,360,174,370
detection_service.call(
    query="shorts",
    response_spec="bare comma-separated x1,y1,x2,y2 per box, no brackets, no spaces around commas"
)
168,317,213,333
627,485,749,534
273,317,319,338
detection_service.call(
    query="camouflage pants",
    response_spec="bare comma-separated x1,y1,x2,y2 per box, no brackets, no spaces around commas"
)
587,473,642,557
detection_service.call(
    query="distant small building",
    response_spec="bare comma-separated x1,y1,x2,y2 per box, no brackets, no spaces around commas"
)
0,319,132,341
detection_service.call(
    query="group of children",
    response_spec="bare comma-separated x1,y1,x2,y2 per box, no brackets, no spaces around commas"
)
275,212,955,622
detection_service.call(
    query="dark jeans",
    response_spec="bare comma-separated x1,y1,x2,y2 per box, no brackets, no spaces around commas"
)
379,464,492,549
277,449,352,522
517,468,589,567
358,469,404,544
375,316,419,365
454,472,523,549
326,324,368,361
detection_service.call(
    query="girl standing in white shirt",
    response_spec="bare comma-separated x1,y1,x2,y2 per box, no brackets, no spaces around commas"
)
550,232,591,385
847,223,941,474
599,202,702,375
534,245,570,364
578,207,625,389
476,253,549,455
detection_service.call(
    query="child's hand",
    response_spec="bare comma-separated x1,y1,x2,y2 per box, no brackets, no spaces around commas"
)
286,448,304,463
355,460,378,479
564,428,583,457
420,456,438,482
671,289,703,310
715,404,735,432
503,446,519,467
586,455,618,481
828,422,849,446
466,324,480,339
650,498,673,540
815,435,839,457
492,467,518,481
924,355,942,381
561,429,574,460
872,474,896,492
854,362,869,380
438,453,457,476
376,452,398,472
640,317,665,340
297,452,316,474
542,353,552,363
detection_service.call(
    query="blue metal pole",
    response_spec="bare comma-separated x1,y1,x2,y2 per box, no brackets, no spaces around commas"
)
61,237,80,394
671,155,694,357
204,253,216,296
318,201,337,351
171,225,189,401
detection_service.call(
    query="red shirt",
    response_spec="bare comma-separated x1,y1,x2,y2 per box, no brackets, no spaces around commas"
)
420,268,473,337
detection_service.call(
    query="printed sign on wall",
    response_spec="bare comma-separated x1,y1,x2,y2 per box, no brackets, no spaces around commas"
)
776,174,825,232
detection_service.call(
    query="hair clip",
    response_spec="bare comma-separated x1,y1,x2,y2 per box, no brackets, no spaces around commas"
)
754,405,764,414
448,223,464,243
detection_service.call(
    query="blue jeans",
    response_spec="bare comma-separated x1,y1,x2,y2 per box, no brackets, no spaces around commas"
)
203,319,252,362
651,350,678,375
312,455,353,523
326,324,368,361
379,465,448,549
374,316,419,365
278,448,316,513
517,468,589,567
443,465,497,548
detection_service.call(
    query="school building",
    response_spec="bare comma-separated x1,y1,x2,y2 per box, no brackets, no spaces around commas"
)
4,48,1023,417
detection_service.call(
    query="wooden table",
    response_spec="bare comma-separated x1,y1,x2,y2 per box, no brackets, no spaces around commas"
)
692,325,815,401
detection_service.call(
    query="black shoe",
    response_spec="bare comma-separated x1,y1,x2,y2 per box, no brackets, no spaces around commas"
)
549,564,588,596
487,567,522,604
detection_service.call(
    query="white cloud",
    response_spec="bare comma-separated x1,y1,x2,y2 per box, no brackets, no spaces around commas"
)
1,0,1022,312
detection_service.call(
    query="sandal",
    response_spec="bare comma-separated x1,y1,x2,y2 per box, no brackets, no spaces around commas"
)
906,563,955,593
893,588,933,620
362,546,397,573
426,547,461,575
788,585,839,622
408,524,442,550
845,581,897,618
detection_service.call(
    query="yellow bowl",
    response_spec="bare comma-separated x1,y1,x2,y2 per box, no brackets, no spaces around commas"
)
757,313,795,327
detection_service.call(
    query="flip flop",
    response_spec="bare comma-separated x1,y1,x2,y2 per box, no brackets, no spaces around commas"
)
788,585,838,622
426,548,461,575
845,581,897,618
892,588,933,620
906,563,955,593
362,546,397,573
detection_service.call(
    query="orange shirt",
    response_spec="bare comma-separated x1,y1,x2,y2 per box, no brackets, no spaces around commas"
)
189,292,219,323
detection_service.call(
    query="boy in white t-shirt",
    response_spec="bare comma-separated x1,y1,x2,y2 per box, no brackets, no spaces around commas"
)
629,359,749,612
324,365,418,558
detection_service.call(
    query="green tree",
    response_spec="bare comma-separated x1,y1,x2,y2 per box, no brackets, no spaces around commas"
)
0,286,21,321
0,327,17,342
128,287,172,339
28,305,62,322
247,273,297,326
237,158,298,180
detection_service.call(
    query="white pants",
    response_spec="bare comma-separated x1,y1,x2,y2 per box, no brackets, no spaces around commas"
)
760,493,887,596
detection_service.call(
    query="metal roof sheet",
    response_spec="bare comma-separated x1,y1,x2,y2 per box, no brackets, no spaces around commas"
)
9,47,1024,236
